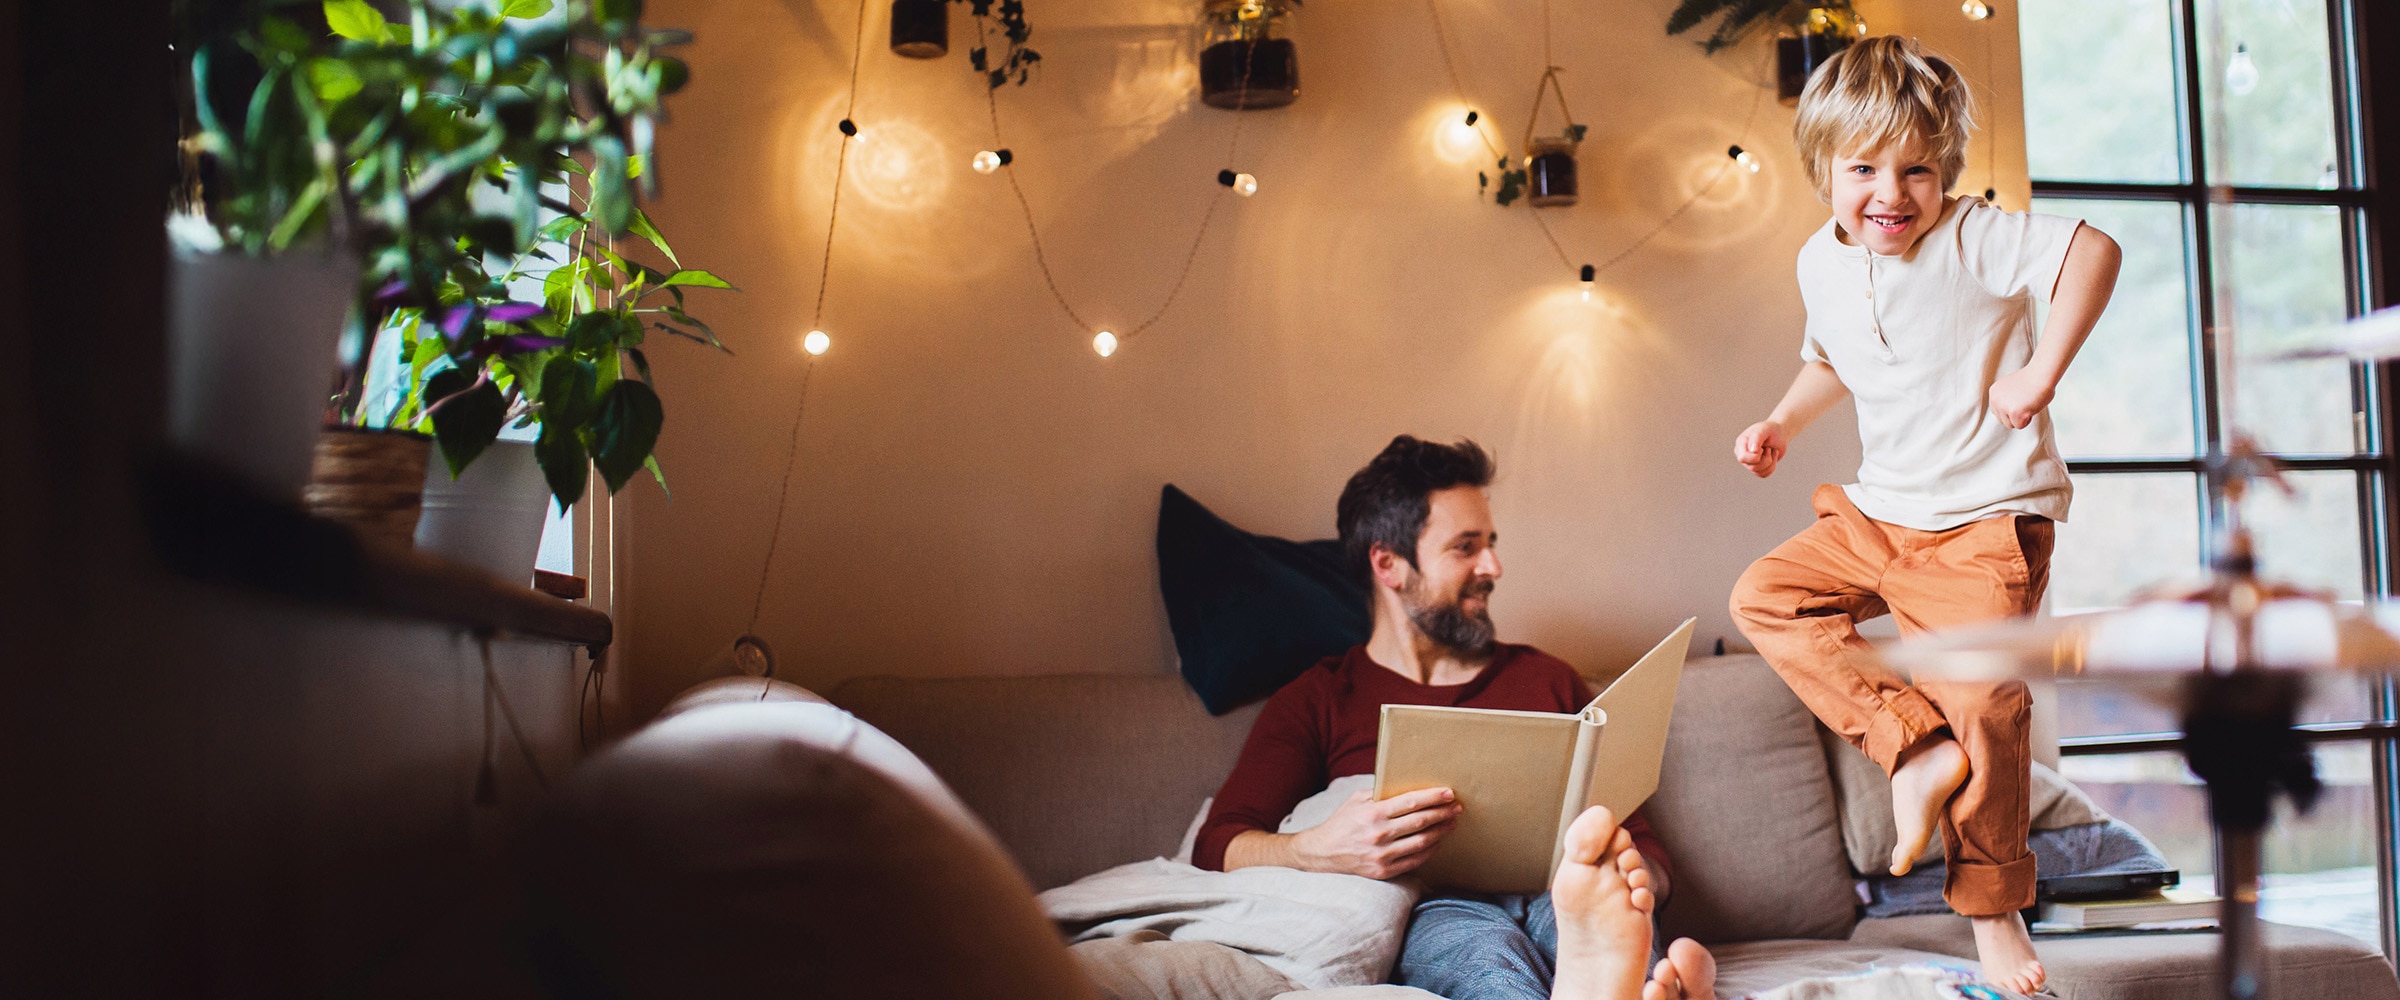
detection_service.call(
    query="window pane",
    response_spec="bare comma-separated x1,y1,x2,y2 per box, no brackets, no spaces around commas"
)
2056,674,2376,738
2061,744,2385,946
2245,469,2366,599
2021,0,2184,183
2218,203,2357,454
2039,198,2197,458
2051,473,2202,613
2197,0,2342,188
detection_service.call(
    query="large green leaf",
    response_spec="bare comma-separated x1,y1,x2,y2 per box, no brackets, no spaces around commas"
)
538,355,600,429
658,269,732,290
322,0,389,42
426,368,506,477
590,380,663,492
499,0,556,18
590,134,631,234
625,207,678,267
536,425,590,511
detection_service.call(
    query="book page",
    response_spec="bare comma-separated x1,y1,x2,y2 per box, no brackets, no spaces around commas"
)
1376,705,1579,894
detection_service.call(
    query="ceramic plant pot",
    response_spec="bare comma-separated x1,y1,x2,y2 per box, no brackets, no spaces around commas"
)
414,439,553,585
303,426,432,547
167,249,358,500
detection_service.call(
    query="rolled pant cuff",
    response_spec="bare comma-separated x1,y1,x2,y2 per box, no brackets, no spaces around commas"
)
1944,853,2038,917
1863,687,1951,775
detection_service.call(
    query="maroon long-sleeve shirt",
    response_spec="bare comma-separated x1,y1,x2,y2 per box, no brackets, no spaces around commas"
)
1193,642,1670,883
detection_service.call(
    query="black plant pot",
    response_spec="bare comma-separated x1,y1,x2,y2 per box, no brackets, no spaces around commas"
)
890,0,948,59
1778,30,1852,103
1528,145,1578,207
1200,37,1299,109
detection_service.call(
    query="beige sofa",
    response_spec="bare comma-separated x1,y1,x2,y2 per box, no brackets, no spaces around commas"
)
532,654,2400,999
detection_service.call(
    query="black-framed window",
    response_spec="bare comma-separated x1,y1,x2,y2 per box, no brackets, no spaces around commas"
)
2017,0,2400,963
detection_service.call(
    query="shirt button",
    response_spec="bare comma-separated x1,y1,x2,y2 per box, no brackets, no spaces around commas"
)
1864,288,1874,299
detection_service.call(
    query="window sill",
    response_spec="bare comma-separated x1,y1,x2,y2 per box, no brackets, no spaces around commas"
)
141,451,612,650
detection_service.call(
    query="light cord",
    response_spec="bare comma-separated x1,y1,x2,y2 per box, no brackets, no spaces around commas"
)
1426,0,1767,278
980,11,1258,343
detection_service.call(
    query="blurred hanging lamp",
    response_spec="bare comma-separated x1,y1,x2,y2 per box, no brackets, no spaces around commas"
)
1200,0,1301,109
890,0,948,58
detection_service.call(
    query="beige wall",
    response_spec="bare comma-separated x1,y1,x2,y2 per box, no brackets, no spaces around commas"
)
616,0,2031,719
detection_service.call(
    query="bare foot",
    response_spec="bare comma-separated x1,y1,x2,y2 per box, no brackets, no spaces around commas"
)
1642,937,1719,1000
1887,736,1969,876
1970,912,2046,995
1549,806,1654,1000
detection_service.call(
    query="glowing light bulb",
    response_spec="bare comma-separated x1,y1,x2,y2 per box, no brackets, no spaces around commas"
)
2226,44,2259,96
1093,331,1118,358
1960,0,1992,20
1729,145,1760,173
1233,172,1258,197
1579,264,1596,302
972,151,1002,173
803,330,830,355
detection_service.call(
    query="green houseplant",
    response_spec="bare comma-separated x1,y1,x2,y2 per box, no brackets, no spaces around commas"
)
184,0,728,515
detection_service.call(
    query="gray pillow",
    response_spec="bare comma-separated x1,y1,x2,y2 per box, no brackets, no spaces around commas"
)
1647,655,1859,944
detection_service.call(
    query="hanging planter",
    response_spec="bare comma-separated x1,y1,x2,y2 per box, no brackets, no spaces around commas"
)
1663,0,1863,104
1776,6,1862,104
1486,68,1587,208
1200,0,1300,110
890,0,948,59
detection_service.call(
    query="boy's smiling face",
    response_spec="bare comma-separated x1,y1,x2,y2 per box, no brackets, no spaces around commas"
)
1829,142,1949,255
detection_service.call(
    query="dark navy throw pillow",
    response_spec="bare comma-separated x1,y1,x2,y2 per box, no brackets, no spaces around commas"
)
1155,484,1372,715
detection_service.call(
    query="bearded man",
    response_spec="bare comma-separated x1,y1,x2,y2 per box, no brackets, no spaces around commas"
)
1192,436,1708,1000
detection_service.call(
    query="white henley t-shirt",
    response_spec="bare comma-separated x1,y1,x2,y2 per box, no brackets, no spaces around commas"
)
1796,194,2084,532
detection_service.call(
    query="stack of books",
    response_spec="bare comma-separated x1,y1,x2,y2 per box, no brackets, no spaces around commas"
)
2030,887,2221,933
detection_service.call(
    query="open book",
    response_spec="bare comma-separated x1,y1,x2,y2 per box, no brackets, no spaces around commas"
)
1371,619,1695,894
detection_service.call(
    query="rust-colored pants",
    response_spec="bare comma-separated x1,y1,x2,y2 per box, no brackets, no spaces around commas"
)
1729,484,2053,917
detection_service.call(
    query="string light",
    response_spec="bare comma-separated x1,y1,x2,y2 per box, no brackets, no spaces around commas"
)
1579,263,1596,301
1463,109,1478,126
1217,168,1258,196
837,117,857,137
972,148,1013,173
1960,0,1993,20
803,330,831,355
2226,44,2259,95
1093,330,1119,357
1729,145,1760,173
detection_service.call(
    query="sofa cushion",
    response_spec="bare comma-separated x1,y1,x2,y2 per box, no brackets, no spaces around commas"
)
1822,729,2110,876
1648,655,1859,944
1156,484,1371,714
834,673,1260,890
525,700,1097,999
1851,913,2400,1000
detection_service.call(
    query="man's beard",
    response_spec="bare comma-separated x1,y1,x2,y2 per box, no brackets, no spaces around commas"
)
1402,574,1496,656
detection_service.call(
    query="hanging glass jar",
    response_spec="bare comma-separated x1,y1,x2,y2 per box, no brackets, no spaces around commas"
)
1200,0,1300,110
1776,5,1862,104
1526,137,1579,207
890,0,949,59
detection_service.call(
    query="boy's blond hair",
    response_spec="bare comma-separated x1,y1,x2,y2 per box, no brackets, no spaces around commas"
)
1792,36,1976,200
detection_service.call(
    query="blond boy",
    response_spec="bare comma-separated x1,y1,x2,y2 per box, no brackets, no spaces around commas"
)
1727,36,2121,994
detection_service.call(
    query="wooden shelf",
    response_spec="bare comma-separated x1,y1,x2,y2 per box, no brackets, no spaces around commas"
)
142,451,612,650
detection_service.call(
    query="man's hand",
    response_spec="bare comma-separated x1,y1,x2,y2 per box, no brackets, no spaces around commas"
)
1288,787,1462,880
1987,367,2056,430
1734,421,1789,478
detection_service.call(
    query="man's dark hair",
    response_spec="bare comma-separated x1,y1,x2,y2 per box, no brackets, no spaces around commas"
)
1336,435,1496,574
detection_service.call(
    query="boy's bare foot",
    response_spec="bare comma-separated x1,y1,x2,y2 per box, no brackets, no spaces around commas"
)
1549,806,1655,1000
1887,735,1969,876
1642,937,1719,1000
1971,912,2046,995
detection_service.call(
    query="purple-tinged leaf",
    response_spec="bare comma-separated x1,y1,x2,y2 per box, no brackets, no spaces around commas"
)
485,301,546,324
438,305,474,340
